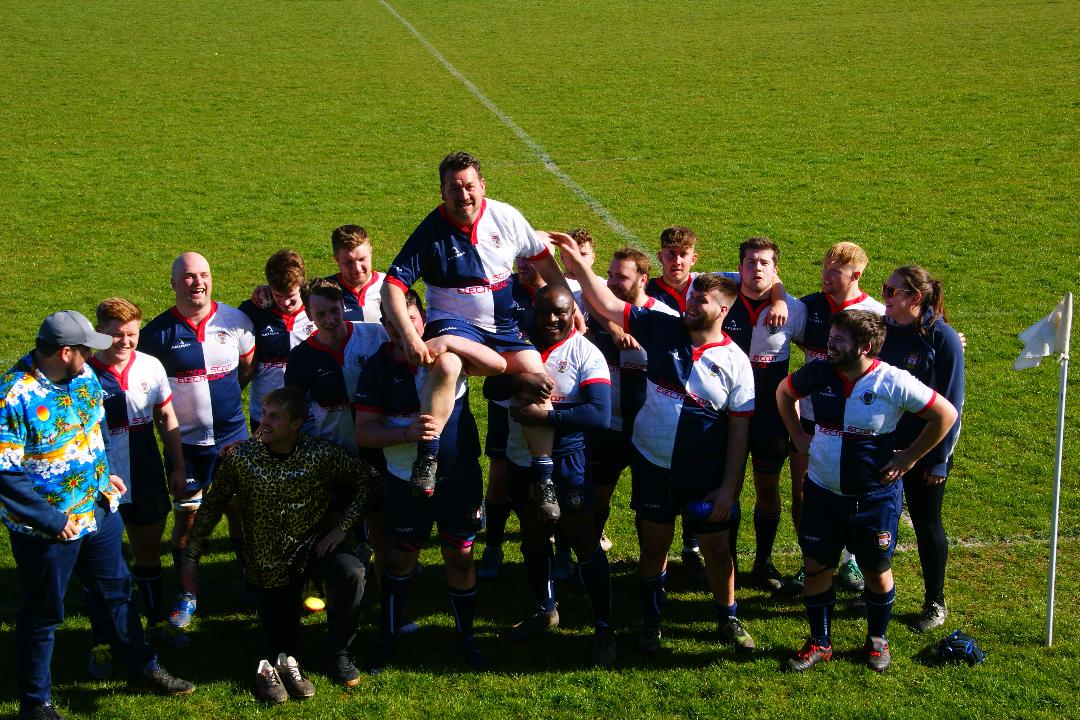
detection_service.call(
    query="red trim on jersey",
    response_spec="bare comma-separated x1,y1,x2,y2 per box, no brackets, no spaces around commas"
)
154,392,174,409
240,346,256,359
438,199,487,244
352,403,384,414
305,322,354,366
273,306,306,332
336,271,381,308
170,302,218,342
580,377,612,387
826,291,870,315
692,334,732,361
654,278,688,313
540,329,577,364
917,391,939,415
525,246,552,262
622,302,632,332
643,297,657,309
784,374,805,399
737,292,770,327
89,354,137,391
384,275,410,294
838,358,881,398
730,410,755,417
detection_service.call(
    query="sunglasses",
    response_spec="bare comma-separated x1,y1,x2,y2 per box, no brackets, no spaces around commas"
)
881,284,913,299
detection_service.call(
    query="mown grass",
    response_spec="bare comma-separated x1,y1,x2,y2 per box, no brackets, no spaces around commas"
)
0,0,1077,717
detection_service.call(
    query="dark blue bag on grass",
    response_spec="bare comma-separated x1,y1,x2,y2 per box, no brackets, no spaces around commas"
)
936,630,986,665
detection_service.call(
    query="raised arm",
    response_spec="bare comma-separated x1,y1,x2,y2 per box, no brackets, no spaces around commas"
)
548,232,627,324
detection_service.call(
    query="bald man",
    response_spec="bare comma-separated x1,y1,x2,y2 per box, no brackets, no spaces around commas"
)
139,252,256,630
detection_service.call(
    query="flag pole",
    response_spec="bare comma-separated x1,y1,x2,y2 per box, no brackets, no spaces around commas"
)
1046,292,1073,647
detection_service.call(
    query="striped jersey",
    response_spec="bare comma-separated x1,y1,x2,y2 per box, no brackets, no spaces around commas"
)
239,301,315,422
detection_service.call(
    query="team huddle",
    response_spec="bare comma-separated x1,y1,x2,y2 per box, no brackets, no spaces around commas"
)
0,152,966,717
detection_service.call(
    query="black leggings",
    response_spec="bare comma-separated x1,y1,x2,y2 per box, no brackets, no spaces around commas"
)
902,471,948,606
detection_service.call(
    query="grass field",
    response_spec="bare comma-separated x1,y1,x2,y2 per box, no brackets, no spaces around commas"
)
1,1,1078,718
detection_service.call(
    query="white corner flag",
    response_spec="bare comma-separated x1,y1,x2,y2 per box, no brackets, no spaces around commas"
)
1014,293,1073,647
1014,295,1072,369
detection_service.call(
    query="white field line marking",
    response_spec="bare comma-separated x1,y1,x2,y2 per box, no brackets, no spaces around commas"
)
379,0,639,244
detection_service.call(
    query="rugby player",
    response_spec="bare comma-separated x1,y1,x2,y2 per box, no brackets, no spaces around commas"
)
777,309,957,672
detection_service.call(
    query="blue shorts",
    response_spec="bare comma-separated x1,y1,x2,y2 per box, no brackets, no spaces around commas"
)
118,489,170,527
485,400,510,460
382,466,484,551
799,478,902,574
165,442,225,495
586,428,633,487
747,414,790,475
424,317,534,354
508,451,594,514
629,449,736,533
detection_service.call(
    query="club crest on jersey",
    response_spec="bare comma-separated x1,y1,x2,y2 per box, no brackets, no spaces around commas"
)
305,323,316,335
140,382,150,394
556,359,569,373
905,352,922,368
861,391,876,405
355,355,367,368
215,331,229,345
708,362,721,377
488,232,502,248
877,530,892,550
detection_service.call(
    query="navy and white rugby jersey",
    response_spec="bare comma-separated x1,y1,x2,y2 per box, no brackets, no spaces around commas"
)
786,359,937,496
139,302,255,446
284,321,388,456
328,272,384,324
721,289,806,419
89,352,172,504
796,291,884,421
505,329,611,466
624,304,755,471
353,343,481,481
386,198,550,333
239,301,315,422
644,273,699,315
586,298,678,432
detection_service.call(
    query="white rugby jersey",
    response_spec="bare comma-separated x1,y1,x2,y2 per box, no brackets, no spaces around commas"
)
787,359,937,496
625,305,755,471
506,329,610,466
332,271,385,324
139,302,256,446
89,352,172,503
797,291,885,422
386,198,550,333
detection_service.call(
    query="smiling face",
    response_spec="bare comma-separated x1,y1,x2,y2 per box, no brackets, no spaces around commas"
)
684,287,728,332
334,243,373,290
306,292,346,345
440,166,486,227
533,286,575,348
826,325,863,369
98,318,140,366
171,253,213,315
259,399,304,448
882,271,921,325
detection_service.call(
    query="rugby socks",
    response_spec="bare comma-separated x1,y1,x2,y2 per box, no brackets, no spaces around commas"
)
531,456,554,485
578,549,612,628
523,547,556,613
380,572,414,645
753,508,782,566
865,587,896,639
171,546,185,577
805,587,836,646
448,584,478,642
681,525,697,553
133,565,164,626
640,570,667,629
418,436,441,459
714,601,738,620
484,500,513,547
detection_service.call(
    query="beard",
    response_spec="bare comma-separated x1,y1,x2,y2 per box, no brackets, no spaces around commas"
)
827,345,860,368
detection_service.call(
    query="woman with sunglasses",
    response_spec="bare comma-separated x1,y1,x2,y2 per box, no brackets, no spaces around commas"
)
879,265,965,632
